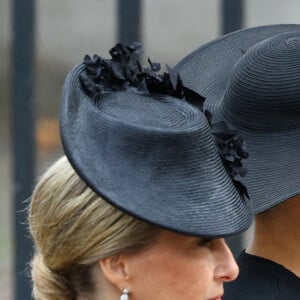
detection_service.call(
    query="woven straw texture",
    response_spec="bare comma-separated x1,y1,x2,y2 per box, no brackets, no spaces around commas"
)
60,64,253,237
175,24,300,213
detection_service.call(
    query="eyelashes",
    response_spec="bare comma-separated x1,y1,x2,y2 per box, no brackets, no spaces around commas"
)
198,238,214,247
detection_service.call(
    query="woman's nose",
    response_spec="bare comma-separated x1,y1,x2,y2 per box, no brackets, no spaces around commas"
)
214,239,239,282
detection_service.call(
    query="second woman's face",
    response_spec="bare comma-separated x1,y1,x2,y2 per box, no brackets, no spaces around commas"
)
123,230,238,300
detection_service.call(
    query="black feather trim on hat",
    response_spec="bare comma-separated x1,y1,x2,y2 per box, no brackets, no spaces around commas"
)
79,42,249,200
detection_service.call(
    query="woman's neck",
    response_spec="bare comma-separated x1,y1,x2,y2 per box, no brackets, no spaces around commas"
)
247,194,300,277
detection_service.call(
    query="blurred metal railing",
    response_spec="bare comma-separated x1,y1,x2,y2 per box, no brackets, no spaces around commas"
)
11,0,36,299
11,1,244,298
118,0,142,45
222,0,244,34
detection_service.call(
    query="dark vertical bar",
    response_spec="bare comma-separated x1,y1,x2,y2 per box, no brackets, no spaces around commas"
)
11,0,35,299
117,0,142,45
222,0,244,34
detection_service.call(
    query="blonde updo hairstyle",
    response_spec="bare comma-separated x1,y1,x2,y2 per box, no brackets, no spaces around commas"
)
29,156,161,300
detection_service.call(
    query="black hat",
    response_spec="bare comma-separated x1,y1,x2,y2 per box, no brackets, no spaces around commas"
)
60,43,252,237
175,24,300,213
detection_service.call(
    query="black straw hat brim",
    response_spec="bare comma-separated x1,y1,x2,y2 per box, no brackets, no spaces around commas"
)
60,64,253,237
175,24,300,213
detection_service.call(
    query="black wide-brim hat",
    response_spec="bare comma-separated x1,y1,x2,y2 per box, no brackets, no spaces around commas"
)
60,46,253,237
175,24,300,214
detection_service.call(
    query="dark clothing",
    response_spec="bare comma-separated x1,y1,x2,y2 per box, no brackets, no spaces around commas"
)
224,251,300,300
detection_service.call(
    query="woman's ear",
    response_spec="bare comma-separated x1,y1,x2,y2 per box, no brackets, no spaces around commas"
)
99,255,129,290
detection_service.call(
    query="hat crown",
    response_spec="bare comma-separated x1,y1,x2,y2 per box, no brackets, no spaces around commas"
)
223,32,300,131
96,92,201,130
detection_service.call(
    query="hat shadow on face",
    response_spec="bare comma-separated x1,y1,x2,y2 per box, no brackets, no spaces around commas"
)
175,24,300,213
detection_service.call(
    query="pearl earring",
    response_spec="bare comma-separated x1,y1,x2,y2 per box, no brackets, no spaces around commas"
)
120,288,129,300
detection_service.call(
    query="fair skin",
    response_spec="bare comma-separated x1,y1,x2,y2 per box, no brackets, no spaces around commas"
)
247,194,300,276
97,229,239,300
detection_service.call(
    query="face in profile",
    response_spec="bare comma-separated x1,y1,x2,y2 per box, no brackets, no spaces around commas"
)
108,230,238,300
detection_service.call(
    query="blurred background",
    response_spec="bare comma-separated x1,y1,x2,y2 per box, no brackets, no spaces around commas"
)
1,0,300,299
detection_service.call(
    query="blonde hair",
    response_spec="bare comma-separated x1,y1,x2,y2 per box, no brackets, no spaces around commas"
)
29,156,160,300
